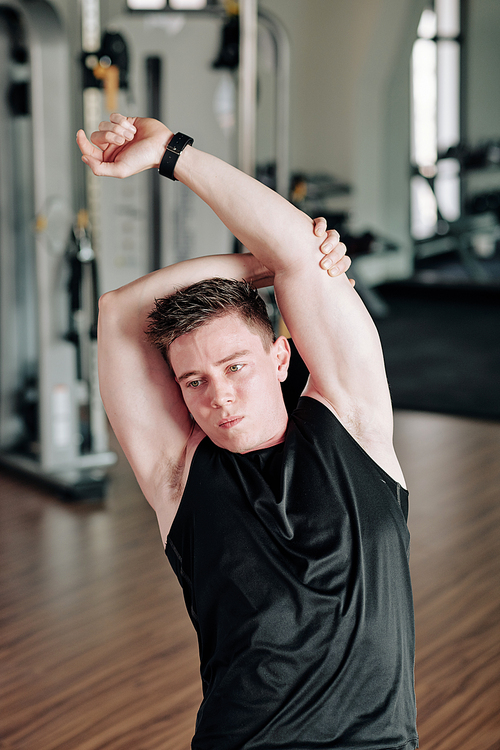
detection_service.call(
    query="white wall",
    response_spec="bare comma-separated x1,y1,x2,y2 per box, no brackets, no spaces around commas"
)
260,0,386,182
260,0,425,282
351,0,424,238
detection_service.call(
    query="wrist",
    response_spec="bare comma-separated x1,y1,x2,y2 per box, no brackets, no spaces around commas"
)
158,132,194,180
153,128,174,169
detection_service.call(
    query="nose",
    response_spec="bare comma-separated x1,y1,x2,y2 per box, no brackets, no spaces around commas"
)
208,377,234,408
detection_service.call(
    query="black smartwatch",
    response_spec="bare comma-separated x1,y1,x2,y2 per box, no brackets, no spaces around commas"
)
158,132,194,181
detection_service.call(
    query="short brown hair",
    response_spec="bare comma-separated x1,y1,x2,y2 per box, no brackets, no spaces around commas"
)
146,277,275,363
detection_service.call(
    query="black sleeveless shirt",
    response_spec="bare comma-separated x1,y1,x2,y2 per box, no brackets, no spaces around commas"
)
166,397,418,750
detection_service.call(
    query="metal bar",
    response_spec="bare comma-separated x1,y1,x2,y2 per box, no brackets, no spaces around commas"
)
238,0,257,176
146,55,162,272
258,9,290,198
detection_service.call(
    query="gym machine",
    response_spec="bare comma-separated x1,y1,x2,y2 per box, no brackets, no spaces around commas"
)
0,0,290,501
0,0,115,500
88,0,290,293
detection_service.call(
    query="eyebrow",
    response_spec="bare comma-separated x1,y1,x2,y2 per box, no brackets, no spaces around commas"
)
177,350,252,383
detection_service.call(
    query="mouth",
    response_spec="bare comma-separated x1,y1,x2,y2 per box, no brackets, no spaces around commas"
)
218,416,244,429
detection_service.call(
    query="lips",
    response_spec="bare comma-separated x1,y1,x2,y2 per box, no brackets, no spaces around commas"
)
218,416,244,429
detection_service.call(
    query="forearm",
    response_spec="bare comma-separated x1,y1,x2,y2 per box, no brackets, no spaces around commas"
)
80,116,328,276
101,251,271,336
173,146,318,275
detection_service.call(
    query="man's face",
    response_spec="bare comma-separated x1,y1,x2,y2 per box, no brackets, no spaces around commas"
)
169,313,290,453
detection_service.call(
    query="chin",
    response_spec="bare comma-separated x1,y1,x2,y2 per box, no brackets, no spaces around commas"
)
217,436,252,454
207,429,256,454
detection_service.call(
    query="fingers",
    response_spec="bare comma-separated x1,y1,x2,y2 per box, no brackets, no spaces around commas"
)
76,129,105,160
316,226,352,279
103,115,137,136
91,129,122,150
80,153,105,175
80,152,129,178
319,228,341,254
319,231,346,273
81,114,137,152
77,129,125,176
320,252,352,277
109,112,138,131
93,118,136,148
313,216,327,237
311,217,351,279
107,113,137,143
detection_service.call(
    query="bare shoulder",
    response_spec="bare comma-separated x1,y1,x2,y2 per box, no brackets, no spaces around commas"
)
274,259,406,484
302,386,407,488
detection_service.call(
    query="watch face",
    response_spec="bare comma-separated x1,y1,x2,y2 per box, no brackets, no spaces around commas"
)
172,134,193,152
159,134,193,179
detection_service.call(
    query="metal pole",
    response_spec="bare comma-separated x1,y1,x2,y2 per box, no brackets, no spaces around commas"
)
238,0,258,177
258,9,291,198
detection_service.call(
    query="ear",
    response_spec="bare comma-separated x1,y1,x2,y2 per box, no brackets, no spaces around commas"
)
273,335,291,383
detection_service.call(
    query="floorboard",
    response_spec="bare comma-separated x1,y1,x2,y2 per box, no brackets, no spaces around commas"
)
0,411,499,749
395,411,500,750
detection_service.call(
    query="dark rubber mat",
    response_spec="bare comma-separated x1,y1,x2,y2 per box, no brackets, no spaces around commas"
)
375,283,500,420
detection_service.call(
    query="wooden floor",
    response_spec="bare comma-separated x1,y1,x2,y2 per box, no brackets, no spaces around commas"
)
1,410,499,750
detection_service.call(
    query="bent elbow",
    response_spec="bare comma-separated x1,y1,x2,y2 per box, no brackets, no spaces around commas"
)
99,289,118,312
98,289,126,333
98,286,146,343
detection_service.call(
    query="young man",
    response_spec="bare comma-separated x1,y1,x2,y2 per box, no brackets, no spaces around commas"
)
77,114,418,750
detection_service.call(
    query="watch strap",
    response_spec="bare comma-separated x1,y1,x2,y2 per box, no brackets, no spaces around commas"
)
158,132,194,180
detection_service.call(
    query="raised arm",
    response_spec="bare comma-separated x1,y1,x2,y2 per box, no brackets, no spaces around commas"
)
78,115,403,485
97,250,276,535
175,151,398,473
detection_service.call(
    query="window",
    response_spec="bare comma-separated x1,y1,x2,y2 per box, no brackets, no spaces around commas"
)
127,0,209,9
410,0,461,239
